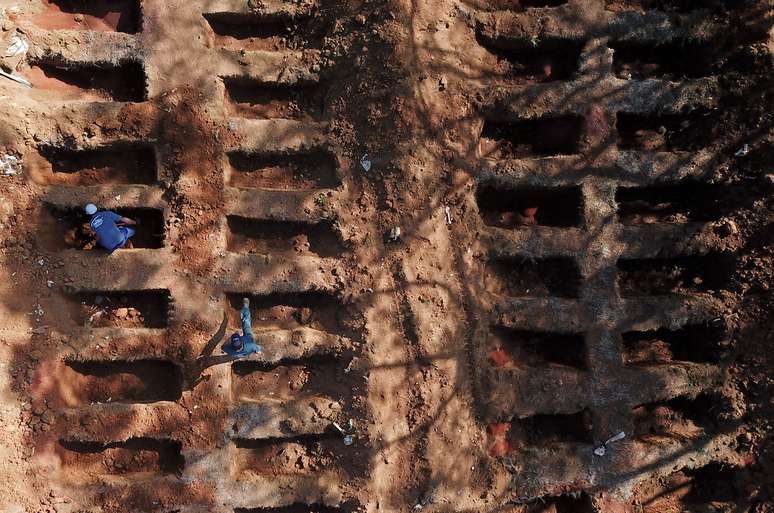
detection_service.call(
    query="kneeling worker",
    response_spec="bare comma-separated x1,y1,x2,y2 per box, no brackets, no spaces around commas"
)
85,203,137,253
222,297,262,358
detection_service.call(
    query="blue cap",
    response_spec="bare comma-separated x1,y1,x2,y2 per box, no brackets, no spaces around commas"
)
85,203,97,215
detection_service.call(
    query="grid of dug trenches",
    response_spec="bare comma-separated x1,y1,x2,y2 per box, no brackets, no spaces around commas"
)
468,0,751,504
21,0,364,512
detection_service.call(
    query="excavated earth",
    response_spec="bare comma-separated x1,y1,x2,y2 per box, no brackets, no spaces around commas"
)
0,0,773,512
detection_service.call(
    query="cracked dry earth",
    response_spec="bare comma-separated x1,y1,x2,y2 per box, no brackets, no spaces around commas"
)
0,0,773,512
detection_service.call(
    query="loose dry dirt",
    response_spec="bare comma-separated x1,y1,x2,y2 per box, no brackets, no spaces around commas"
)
0,0,773,512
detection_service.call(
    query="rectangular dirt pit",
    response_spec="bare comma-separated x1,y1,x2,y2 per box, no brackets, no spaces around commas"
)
231,356,349,402
224,78,326,120
32,0,142,33
611,41,717,80
232,435,341,476
477,36,583,83
488,326,587,369
204,12,326,51
604,0,747,12
41,205,165,251
485,257,581,298
27,60,146,102
37,144,157,185
227,151,339,190
226,292,358,339
508,410,593,449
60,360,182,406
616,111,714,152
622,323,728,365
71,290,172,329
632,392,726,442
635,463,744,510
617,254,735,296
57,438,183,476
480,117,583,158
226,216,343,257
616,181,734,224
476,183,583,227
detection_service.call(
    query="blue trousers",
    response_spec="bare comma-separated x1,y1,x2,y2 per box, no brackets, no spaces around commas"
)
240,304,254,340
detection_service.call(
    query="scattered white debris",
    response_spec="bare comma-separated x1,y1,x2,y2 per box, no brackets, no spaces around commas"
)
444,205,452,225
0,68,31,87
593,431,625,456
4,34,28,58
332,421,346,434
46,280,54,288
388,226,401,241
359,153,372,172
343,434,354,446
33,304,44,317
1,154,21,176
735,144,750,157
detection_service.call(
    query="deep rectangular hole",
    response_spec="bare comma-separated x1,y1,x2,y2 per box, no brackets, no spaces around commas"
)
58,438,183,475
27,61,146,102
617,254,735,296
480,117,583,158
235,505,343,513
61,360,182,405
226,292,359,339
71,290,172,329
622,323,729,365
508,410,593,448
616,182,734,224
611,41,718,80
38,144,156,185
226,216,343,257
233,435,340,476
476,36,582,84
605,0,748,13
227,151,340,190
485,257,581,298
523,495,595,513
42,205,164,251
476,183,583,227
231,356,349,402
488,326,587,369
616,111,714,152
632,391,726,441
32,0,142,33
223,78,326,120
203,12,327,51
638,463,745,510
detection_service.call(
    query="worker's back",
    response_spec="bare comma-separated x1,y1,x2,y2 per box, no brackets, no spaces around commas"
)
90,211,124,251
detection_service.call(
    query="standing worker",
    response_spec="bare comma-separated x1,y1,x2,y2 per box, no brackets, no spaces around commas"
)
222,297,262,358
85,203,137,253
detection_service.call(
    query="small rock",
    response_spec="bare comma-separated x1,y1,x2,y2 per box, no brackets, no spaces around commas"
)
73,14,84,22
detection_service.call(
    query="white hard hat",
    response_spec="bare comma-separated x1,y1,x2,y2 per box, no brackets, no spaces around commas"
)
84,203,97,215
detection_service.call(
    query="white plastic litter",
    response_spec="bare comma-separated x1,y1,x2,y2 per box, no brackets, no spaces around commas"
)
360,153,371,172
0,154,20,176
0,68,31,87
444,205,452,225
4,35,28,58
593,431,625,456
734,144,750,157
343,434,354,446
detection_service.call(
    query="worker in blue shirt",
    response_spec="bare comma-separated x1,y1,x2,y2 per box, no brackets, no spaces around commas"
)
85,203,137,253
222,297,262,357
